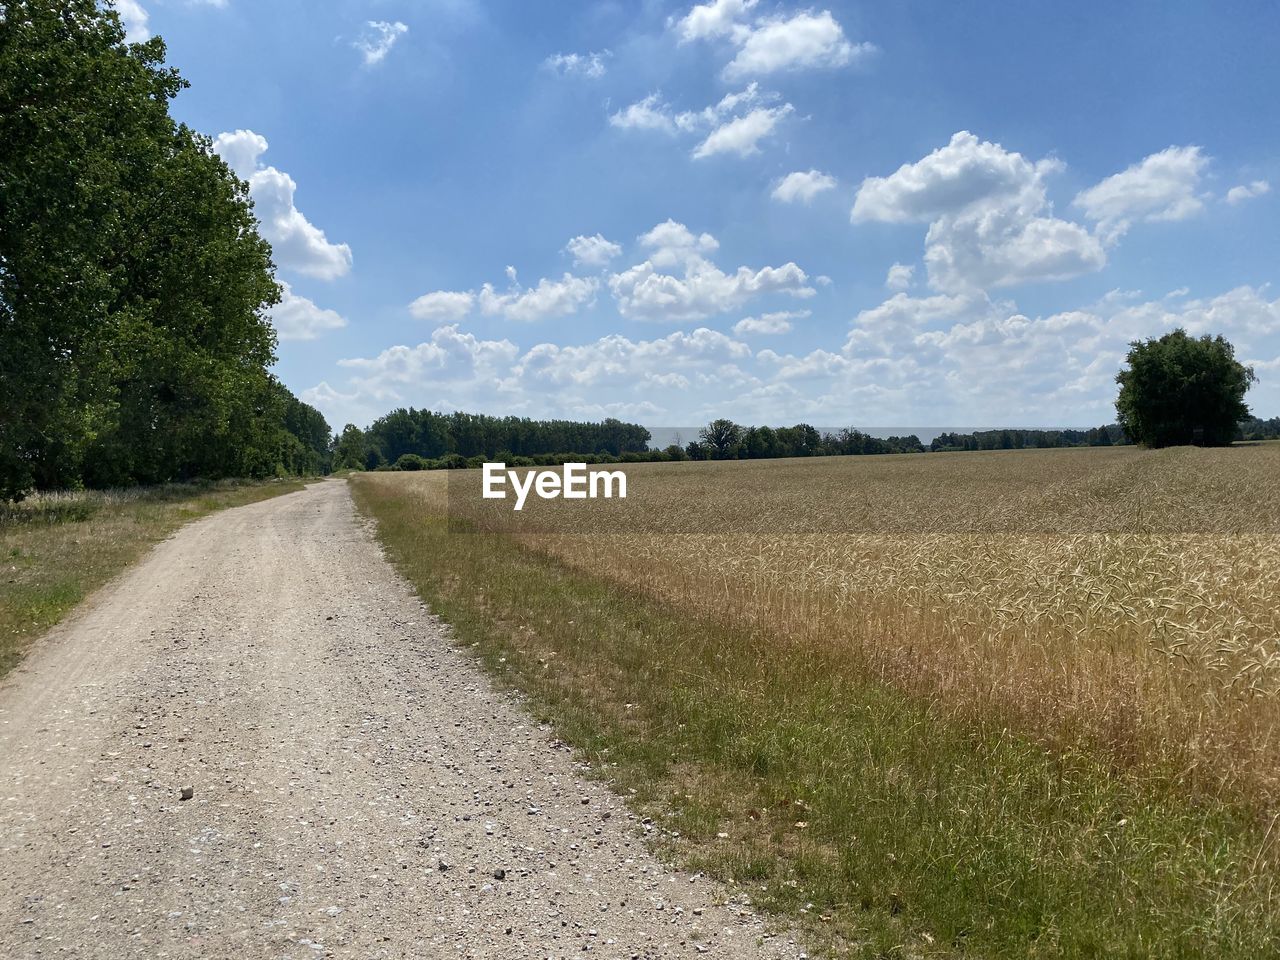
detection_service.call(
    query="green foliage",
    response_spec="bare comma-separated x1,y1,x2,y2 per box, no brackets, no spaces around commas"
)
353,409,651,465
1116,329,1256,447
931,424,1125,452
1239,416,1280,441
688,421,926,460
393,453,429,471
0,1,327,499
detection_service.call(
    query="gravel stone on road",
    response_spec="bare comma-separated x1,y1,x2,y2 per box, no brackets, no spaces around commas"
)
0,480,804,959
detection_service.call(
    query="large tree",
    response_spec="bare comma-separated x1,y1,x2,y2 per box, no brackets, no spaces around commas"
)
0,1,296,497
1115,329,1255,448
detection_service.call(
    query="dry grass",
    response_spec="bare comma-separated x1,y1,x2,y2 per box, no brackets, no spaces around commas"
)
0,479,305,677
435,444,1280,810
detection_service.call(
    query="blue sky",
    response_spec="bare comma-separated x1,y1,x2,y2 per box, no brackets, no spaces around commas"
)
119,0,1280,430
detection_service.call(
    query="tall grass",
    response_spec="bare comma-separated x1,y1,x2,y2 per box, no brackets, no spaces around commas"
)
352,445,1280,957
0,478,304,676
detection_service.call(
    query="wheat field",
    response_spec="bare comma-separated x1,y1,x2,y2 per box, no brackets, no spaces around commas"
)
401,443,1280,809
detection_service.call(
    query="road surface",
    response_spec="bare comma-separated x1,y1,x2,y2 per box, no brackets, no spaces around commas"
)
0,480,803,959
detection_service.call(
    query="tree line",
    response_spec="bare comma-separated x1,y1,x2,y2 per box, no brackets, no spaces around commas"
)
682,421,926,461
930,425,1126,452
332,410,653,471
0,2,330,500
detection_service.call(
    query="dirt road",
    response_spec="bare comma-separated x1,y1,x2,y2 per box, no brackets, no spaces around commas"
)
0,480,803,959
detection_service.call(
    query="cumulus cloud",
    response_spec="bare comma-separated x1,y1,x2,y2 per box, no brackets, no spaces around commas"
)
271,282,347,341
676,0,758,42
112,0,150,42
610,220,813,320
676,2,873,80
1074,145,1208,242
637,220,720,266
405,221,807,327
611,84,793,160
566,234,623,267
409,290,475,322
609,94,678,134
693,104,793,159
355,20,409,66
733,310,808,335
307,278,1280,432
885,263,914,291
852,131,1105,292
544,51,610,78
1226,179,1271,205
516,328,751,388
725,10,874,80
212,130,353,280
477,273,600,322
339,325,520,390
772,169,837,204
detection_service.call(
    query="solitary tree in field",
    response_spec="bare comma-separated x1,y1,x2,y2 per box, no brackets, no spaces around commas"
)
1115,329,1255,447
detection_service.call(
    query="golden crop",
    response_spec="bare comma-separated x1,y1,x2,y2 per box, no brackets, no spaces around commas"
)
398,443,1280,808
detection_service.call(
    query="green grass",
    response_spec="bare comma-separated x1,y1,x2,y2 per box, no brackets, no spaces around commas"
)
0,478,306,677
352,472,1280,959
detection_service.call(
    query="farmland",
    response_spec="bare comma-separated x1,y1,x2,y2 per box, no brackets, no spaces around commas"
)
354,443,1280,956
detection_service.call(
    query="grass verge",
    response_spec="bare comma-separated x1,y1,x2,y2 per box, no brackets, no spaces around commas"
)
353,472,1279,959
0,478,306,677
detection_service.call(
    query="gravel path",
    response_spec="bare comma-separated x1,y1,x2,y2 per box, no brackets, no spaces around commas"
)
0,480,804,959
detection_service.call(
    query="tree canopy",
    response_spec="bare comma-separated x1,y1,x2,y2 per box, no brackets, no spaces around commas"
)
0,1,329,498
1115,330,1255,448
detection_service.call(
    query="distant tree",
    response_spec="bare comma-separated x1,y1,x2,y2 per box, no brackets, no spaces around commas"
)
332,425,370,471
663,444,688,461
1115,329,1256,447
699,419,743,459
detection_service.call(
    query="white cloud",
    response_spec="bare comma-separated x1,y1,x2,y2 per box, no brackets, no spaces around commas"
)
212,130,353,281
676,0,758,42
211,128,267,180
852,131,1105,292
339,324,520,390
477,273,599,322
852,130,1052,224
611,221,813,321
1226,179,1271,205
638,220,720,267
409,290,475,322
516,328,751,388
566,234,623,267
307,279,1280,431
271,282,347,341
885,263,914,291
772,169,837,204
544,51,610,78
693,104,793,159
408,270,599,325
1074,145,1208,242
612,85,793,161
609,94,678,134
113,0,149,43
675,2,873,80
733,310,808,335
673,82,768,131
724,10,874,80
355,21,409,66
